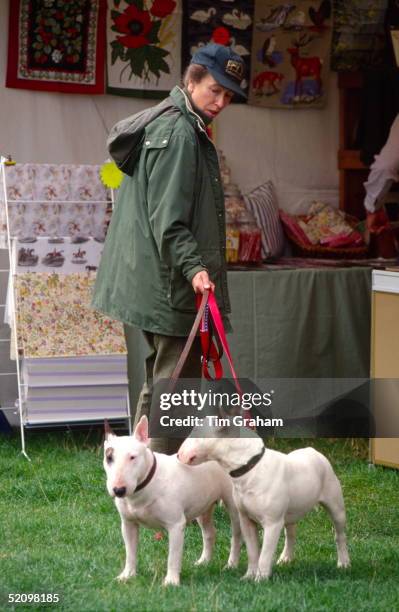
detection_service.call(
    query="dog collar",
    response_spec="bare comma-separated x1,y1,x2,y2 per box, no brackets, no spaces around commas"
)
229,446,265,478
134,453,157,492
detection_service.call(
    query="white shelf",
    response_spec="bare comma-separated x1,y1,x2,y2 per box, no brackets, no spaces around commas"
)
372,270,399,295
7,199,110,204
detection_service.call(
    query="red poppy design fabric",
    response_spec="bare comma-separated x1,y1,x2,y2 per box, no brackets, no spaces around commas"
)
107,0,182,99
114,4,153,48
6,0,106,94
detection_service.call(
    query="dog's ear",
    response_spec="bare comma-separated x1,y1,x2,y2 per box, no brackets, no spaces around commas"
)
104,419,116,442
134,415,149,444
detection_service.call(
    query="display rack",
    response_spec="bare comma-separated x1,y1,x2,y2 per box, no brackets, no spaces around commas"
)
337,71,369,220
0,156,27,456
0,158,130,456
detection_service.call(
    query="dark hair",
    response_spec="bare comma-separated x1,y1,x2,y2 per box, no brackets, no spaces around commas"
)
182,63,209,88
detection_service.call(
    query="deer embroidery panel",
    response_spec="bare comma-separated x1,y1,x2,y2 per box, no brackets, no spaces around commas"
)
249,0,333,109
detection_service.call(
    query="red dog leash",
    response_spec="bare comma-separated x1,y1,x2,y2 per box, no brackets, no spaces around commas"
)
196,291,241,393
170,289,253,427
197,291,253,426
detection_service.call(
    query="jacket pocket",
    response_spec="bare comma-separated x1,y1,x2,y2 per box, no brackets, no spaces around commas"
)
168,268,197,313
167,250,223,313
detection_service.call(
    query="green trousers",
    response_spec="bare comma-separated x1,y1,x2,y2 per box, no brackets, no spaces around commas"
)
128,329,202,454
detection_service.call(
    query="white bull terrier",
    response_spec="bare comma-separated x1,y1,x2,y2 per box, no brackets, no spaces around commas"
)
177,421,350,581
103,416,241,586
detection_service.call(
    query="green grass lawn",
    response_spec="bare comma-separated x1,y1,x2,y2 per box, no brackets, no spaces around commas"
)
0,432,398,612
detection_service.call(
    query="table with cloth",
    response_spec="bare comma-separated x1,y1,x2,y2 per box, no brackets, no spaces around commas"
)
125,266,372,416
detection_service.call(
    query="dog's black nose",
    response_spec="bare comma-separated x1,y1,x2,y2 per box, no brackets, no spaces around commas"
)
113,486,127,498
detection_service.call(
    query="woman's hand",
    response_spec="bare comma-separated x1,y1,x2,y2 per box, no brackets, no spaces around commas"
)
191,270,215,294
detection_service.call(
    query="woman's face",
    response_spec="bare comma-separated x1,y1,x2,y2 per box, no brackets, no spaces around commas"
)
188,74,234,119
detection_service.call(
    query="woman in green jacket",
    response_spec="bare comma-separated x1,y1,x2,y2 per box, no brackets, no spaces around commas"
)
92,44,246,452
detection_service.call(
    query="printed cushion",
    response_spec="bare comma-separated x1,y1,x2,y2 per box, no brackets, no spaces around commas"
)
243,181,285,258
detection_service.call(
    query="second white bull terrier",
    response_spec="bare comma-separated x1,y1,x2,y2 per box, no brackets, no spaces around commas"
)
178,424,350,581
103,416,241,586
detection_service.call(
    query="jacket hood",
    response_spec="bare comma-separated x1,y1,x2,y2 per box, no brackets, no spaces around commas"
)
107,94,179,177
107,87,207,177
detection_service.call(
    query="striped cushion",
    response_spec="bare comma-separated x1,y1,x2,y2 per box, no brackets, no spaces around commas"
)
243,181,285,258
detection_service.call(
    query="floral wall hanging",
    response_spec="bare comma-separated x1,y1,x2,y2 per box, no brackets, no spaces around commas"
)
6,0,106,94
107,0,182,98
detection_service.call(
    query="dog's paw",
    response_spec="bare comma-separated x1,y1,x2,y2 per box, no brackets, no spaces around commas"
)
337,557,350,569
194,555,210,566
116,569,136,582
224,558,239,570
277,553,293,565
241,569,257,581
255,570,271,582
163,574,180,587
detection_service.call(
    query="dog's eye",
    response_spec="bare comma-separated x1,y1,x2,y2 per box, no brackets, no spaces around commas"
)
129,455,136,461
106,454,113,464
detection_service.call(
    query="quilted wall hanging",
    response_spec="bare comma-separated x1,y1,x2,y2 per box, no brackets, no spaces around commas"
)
181,0,254,99
6,0,106,94
248,0,333,109
330,0,388,71
107,0,182,98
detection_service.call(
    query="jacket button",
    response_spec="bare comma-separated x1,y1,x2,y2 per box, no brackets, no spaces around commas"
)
162,139,168,144
145,140,151,145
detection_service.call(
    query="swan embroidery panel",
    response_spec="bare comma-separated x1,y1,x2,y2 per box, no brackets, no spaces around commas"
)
182,0,254,99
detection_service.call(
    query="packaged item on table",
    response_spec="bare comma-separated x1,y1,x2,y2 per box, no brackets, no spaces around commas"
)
226,221,240,263
225,183,245,263
236,209,262,263
224,184,262,264
217,150,231,187
224,183,247,219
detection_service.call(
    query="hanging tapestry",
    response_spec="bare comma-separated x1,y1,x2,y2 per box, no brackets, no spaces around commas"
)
107,0,182,98
181,0,254,100
331,0,388,72
6,0,106,94
248,1,333,109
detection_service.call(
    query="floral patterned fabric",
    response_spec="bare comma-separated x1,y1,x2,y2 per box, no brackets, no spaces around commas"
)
15,273,127,358
5,164,108,201
1,164,110,243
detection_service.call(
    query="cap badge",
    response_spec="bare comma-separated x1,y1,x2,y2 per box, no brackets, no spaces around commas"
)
225,59,244,82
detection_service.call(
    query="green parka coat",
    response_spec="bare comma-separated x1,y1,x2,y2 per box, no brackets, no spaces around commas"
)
92,86,231,336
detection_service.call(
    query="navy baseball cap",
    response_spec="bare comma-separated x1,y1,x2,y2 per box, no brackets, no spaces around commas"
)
191,43,247,99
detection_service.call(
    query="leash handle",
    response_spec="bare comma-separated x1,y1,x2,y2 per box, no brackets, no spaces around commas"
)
168,289,209,391
197,298,224,382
